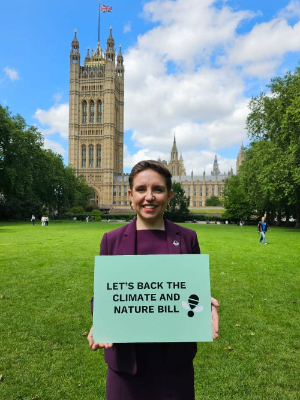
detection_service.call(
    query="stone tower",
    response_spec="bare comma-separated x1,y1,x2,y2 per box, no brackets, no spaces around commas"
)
211,155,220,176
236,143,245,173
68,28,124,208
168,135,186,176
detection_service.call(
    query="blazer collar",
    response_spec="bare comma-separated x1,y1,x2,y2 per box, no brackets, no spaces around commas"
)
120,217,181,255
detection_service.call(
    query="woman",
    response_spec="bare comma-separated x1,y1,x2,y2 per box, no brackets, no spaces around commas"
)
88,160,219,400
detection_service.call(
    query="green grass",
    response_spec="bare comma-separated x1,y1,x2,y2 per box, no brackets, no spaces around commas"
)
1,221,299,399
189,208,225,214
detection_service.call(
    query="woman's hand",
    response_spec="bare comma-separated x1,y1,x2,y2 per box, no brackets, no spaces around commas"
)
87,326,113,350
211,297,219,340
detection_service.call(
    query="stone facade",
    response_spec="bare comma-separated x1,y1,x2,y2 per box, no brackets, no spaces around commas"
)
236,143,245,173
68,29,242,210
69,29,124,209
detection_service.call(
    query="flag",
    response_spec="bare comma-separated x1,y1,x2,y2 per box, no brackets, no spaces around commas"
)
100,5,112,13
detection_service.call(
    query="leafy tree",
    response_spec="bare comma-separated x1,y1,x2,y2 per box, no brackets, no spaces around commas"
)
166,182,190,217
0,104,93,219
205,196,223,206
223,174,254,221
246,67,300,227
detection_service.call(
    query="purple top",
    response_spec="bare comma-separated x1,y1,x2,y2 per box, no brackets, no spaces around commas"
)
136,230,169,370
136,230,168,255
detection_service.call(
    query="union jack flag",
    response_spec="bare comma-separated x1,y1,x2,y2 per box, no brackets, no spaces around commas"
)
100,5,112,12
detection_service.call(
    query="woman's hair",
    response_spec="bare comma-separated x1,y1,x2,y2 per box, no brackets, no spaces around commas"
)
129,160,172,192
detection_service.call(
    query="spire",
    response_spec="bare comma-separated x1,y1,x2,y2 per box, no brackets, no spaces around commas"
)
85,47,91,63
70,29,80,64
107,26,115,50
171,133,178,153
106,27,115,64
71,29,79,48
212,155,220,176
117,45,123,65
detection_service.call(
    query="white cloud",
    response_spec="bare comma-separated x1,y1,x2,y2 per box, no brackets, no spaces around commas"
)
277,0,300,19
3,67,20,81
225,18,300,77
123,22,131,33
121,0,300,174
34,103,69,138
43,138,66,156
52,93,63,103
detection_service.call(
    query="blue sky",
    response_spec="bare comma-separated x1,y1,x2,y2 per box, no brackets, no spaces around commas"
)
1,0,300,174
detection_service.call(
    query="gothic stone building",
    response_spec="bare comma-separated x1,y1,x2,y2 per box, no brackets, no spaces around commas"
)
68,29,242,210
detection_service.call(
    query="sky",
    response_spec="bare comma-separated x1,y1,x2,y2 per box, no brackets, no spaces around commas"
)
1,0,300,175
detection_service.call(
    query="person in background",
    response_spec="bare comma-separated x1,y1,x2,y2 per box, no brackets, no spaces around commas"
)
31,215,35,226
258,216,271,245
88,160,219,400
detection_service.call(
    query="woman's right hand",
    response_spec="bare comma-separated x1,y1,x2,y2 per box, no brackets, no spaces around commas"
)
87,327,113,350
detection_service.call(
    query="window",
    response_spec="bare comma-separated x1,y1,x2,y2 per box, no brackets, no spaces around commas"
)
200,187,202,196
187,187,190,196
206,187,209,197
90,101,94,123
212,187,215,196
97,100,102,122
193,187,197,196
89,145,94,167
96,145,101,167
81,145,86,167
124,186,127,196
82,101,87,123
118,186,122,196
113,186,116,197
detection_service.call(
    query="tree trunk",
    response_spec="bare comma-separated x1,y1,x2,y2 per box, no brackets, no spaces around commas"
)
276,208,282,226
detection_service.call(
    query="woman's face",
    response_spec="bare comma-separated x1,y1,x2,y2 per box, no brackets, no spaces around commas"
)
128,169,173,228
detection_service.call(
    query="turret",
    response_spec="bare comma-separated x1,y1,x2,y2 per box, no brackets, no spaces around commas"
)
70,29,80,65
171,134,178,161
117,45,124,77
105,27,115,64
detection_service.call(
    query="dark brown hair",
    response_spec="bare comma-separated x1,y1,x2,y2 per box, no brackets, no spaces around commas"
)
129,160,172,192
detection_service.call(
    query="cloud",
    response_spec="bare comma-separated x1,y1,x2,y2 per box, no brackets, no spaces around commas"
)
225,18,300,78
3,67,20,81
277,0,300,19
43,138,66,156
123,23,131,33
52,93,63,103
121,0,300,173
34,103,69,138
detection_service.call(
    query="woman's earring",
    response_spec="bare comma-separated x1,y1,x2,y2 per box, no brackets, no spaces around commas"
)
130,201,135,210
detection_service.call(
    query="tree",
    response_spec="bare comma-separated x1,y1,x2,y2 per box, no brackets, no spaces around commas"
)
0,104,93,219
165,182,189,221
223,174,254,221
245,67,300,227
205,196,223,206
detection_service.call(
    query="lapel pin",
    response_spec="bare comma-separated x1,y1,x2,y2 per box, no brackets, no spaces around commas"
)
173,240,179,246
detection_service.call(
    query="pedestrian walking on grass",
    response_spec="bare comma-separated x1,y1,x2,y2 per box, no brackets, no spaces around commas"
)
258,216,271,245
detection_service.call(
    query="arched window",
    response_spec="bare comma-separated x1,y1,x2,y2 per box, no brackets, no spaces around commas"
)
97,100,102,122
89,145,94,167
96,144,101,167
81,145,86,167
90,101,94,123
82,101,87,123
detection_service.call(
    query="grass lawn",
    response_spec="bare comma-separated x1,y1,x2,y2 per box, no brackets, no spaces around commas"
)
189,208,225,215
0,221,299,399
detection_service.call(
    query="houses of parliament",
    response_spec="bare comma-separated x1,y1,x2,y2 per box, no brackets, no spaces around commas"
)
68,29,244,211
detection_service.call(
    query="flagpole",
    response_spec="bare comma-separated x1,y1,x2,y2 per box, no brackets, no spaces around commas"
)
98,0,101,44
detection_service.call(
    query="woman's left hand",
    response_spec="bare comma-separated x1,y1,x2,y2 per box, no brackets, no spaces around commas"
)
211,297,219,339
